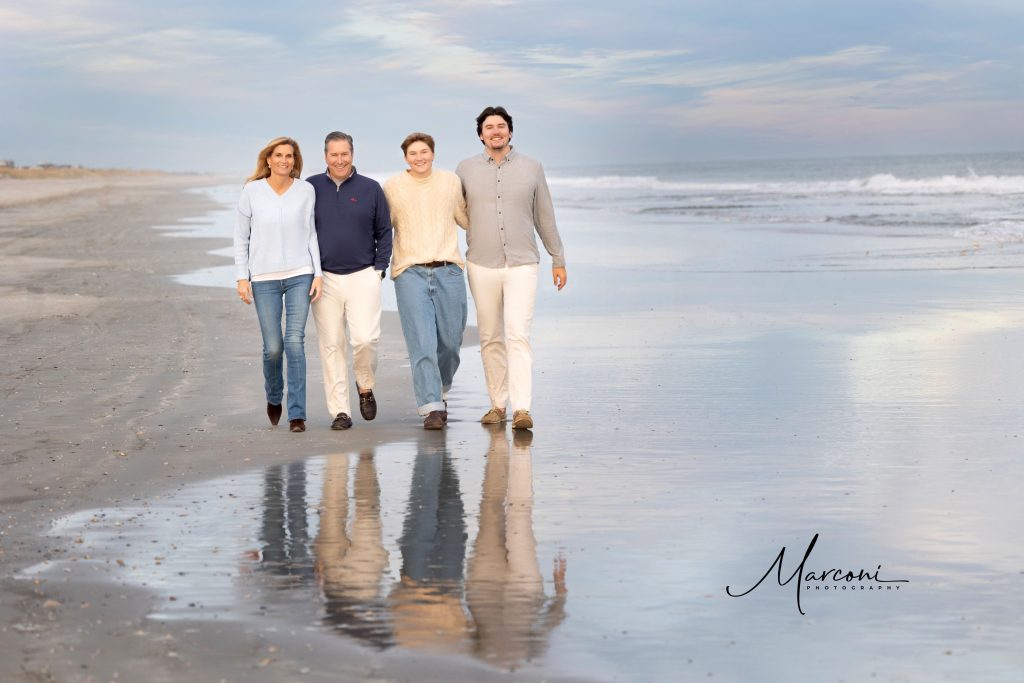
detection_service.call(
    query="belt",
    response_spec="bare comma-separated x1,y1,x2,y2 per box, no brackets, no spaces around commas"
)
418,260,453,268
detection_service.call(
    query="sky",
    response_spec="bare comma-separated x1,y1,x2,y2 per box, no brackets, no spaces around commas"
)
2,0,1023,173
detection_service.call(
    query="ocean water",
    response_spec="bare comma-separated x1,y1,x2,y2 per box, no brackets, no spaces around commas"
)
28,152,1024,682
171,152,1024,286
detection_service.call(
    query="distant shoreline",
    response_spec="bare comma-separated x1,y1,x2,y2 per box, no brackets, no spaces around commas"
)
0,170,235,207
0,167,209,180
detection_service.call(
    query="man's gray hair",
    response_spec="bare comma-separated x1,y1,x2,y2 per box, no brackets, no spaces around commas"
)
324,131,354,153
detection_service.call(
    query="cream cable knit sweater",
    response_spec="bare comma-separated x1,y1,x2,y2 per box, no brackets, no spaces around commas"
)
383,169,469,279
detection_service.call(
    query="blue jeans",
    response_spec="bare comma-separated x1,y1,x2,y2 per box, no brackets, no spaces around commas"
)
395,264,467,414
252,274,313,421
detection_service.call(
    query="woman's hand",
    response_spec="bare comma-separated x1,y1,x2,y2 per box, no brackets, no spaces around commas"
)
309,276,323,303
237,279,253,304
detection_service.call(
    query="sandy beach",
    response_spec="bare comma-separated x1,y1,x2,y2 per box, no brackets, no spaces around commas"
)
0,176,571,683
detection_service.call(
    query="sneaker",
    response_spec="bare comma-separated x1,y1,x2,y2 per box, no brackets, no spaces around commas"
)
480,407,507,424
359,390,377,421
331,412,353,430
423,411,446,430
512,410,533,430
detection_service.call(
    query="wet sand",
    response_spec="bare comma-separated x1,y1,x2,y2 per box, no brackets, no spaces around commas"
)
0,178,568,682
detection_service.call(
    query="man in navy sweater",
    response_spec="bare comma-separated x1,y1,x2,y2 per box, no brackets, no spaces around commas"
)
308,131,393,430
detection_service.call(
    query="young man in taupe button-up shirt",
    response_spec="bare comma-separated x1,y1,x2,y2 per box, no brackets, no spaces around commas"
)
456,106,568,431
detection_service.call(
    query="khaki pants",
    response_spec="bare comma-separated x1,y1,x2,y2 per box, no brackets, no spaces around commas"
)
312,267,382,417
466,262,538,412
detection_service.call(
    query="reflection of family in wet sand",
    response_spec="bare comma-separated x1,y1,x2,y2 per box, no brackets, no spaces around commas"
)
258,428,567,669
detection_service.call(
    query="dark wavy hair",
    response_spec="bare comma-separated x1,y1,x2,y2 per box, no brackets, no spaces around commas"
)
475,106,513,138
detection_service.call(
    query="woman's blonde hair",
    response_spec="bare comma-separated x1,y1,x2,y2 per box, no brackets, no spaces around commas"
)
247,136,303,182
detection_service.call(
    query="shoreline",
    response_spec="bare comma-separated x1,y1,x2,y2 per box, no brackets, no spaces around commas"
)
0,173,237,209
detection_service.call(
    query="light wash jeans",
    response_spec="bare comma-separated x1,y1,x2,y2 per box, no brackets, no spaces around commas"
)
395,264,468,415
252,274,313,421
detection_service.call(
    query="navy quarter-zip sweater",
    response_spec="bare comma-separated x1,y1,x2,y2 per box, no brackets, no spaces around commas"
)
307,169,394,275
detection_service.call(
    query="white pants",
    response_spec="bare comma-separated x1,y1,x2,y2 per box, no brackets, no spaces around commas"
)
466,262,538,412
312,267,382,417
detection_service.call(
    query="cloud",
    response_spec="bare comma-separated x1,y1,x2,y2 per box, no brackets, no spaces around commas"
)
314,9,636,116
57,28,280,75
656,82,1021,146
316,11,524,85
5,0,1023,166
619,46,893,89
520,46,691,79
16,24,284,97
0,2,117,40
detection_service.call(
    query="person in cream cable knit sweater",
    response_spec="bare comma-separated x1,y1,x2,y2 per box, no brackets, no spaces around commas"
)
384,132,470,430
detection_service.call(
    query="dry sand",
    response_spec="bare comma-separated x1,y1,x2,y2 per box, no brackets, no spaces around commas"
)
0,169,209,209
0,177,575,682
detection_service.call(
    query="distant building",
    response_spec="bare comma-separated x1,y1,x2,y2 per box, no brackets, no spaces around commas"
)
0,160,14,168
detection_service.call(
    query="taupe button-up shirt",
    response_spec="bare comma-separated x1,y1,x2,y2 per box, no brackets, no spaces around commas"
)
456,149,566,269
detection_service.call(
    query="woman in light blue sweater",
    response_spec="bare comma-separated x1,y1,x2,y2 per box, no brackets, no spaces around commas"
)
234,136,323,432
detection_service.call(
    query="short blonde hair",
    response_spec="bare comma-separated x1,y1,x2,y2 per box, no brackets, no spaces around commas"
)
247,136,303,182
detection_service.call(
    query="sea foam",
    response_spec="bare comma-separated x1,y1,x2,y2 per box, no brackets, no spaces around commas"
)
547,173,1024,196
955,220,1024,243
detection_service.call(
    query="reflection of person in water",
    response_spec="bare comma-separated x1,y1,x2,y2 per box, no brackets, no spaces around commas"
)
313,451,393,647
467,427,567,669
389,433,472,652
388,428,567,668
259,462,314,581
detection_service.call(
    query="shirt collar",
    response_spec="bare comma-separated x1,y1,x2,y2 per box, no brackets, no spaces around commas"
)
325,167,356,186
483,147,516,165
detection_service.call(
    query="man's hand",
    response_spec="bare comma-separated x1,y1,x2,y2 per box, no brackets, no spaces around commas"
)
552,266,567,291
309,276,323,303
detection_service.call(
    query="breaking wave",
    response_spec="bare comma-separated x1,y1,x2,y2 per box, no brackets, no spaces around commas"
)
547,173,1024,196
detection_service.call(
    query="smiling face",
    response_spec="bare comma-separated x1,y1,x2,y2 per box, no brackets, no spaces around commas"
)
479,114,511,154
404,140,434,179
325,138,353,181
266,144,295,178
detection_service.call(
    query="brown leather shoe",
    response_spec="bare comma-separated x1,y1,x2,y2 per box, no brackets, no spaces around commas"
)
481,407,506,424
512,410,533,430
359,390,377,421
267,403,282,426
289,419,305,432
423,410,446,430
331,413,353,431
